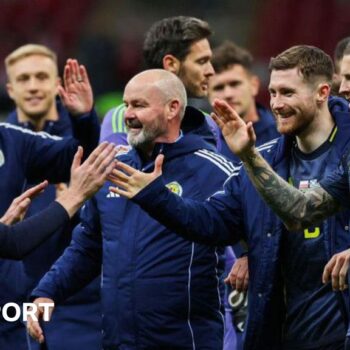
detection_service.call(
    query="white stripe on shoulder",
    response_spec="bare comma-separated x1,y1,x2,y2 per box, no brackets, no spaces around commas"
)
197,149,236,170
256,137,278,152
222,167,242,187
195,149,237,174
194,151,234,176
0,123,62,140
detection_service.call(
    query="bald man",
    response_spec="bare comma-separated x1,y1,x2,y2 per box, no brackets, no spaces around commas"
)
28,69,235,350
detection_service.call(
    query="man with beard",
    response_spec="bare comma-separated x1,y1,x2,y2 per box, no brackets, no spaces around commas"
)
3,44,101,350
100,16,217,145
207,40,280,349
103,46,350,349
100,16,244,349
27,69,236,350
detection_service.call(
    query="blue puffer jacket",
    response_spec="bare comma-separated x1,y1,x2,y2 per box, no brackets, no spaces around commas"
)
124,98,350,349
6,102,102,350
0,105,99,350
32,107,236,350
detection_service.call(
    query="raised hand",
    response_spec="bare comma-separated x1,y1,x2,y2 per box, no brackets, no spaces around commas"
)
58,58,93,115
70,142,117,198
27,297,55,344
224,255,249,292
108,154,164,199
212,98,256,159
322,249,350,291
56,142,117,217
0,181,48,225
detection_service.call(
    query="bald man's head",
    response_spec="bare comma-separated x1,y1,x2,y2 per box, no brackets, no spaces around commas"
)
126,69,187,119
123,69,187,153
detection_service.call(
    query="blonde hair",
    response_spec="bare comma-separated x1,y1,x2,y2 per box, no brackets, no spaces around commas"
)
5,44,58,77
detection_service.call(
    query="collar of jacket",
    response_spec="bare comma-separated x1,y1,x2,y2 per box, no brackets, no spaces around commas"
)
124,105,218,171
6,98,72,136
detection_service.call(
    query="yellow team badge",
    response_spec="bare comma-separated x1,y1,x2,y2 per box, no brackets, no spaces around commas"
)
165,181,183,196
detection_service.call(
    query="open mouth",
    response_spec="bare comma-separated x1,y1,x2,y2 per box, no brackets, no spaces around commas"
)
275,110,294,119
26,97,43,105
125,118,142,131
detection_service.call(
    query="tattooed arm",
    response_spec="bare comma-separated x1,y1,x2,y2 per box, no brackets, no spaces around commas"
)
240,148,341,230
211,98,341,231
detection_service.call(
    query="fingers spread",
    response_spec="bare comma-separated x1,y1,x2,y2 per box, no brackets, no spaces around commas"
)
322,258,335,284
79,65,89,84
71,146,83,171
84,142,109,166
211,113,225,130
109,169,129,183
109,186,131,199
331,258,342,290
115,160,137,176
95,145,118,173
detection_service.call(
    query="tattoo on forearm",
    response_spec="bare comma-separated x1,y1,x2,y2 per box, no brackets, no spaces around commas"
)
242,151,340,230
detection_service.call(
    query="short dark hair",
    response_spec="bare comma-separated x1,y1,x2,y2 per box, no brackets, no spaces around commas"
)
269,45,334,84
334,36,350,72
143,16,212,68
212,41,253,74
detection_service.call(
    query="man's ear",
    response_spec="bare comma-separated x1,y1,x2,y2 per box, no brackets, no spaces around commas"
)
163,55,180,75
250,75,260,97
6,83,14,100
316,83,330,104
166,99,181,120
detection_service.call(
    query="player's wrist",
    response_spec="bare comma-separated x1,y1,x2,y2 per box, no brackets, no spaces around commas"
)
56,190,84,218
239,147,258,163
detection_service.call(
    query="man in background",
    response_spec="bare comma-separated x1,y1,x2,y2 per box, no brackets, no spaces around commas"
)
208,40,280,349
338,42,350,101
100,16,217,145
332,36,350,95
208,40,279,162
3,44,101,350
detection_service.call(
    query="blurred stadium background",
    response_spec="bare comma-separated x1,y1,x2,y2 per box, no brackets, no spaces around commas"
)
1,0,349,120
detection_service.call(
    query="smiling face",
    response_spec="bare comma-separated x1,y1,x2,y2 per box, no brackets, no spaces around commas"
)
6,54,59,121
208,64,258,119
177,38,214,98
268,68,319,136
123,80,169,150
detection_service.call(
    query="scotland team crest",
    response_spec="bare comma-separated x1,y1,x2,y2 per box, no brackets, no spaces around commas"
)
165,181,183,196
0,150,5,167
